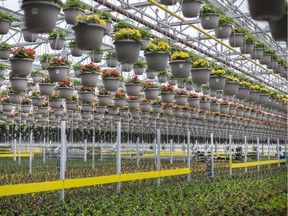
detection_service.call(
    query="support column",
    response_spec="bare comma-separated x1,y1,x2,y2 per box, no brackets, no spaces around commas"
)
116,121,121,191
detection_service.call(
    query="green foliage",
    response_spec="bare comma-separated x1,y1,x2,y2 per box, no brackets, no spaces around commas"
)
0,11,15,22
0,63,9,70
218,15,234,25
157,70,169,76
97,11,113,21
255,41,267,49
244,34,257,44
64,0,87,9
68,39,76,46
30,69,43,77
39,54,54,62
0,42,12,50
200,3,223,15
48,29,66,39
133,58,146,67
233,26,249,35
113,20,134,31
139,29,152,39
104,50,116,59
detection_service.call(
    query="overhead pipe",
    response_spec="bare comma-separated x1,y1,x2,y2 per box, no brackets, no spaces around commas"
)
94,0,287,94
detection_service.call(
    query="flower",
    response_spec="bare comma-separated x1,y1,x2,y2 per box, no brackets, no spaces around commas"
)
81,63,101,73
151,98,162,105
66,94,78,102
49,94,61,101
171,52,190,60
250,85,260,90
57,79,73,88
114,91,126,99
127,96,138,100
146,39,170,53
102,69,121,78
259,87,269,94
114,28,142,42
126,75,141,83
239,81,251,87
98,89,109,95
192,58,210,68
75,14,106,26
226,76,239,82
188,93,199,98
12,46,36,59
160,85,174,93
143,82,158,90
80,86,95,92
211,69,225,76
49,57,71,67
175,89,187,95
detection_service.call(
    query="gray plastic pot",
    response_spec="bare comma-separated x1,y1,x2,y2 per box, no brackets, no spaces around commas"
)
209,75,226,90
47,66,68,82
114,39,141,64
66,102,78,110
32,98,44,107
223,81,239,95
181,0,202,18
0,19,11,34
63,8,84,25
267,59,278,70
145,51,169,71
144,88,160,100
146,72,156,79
260,54,272,65
73,23,106,51
199,101,210,111
170,60,192,78
229,33,244,47
79,72,99,87
98,95,111,106
215,25,232,38
191,68,211,84
248,90,260,103
59,87,74,99
106,58,118,68
158,75,168,83
188,98,200,108
49,100,62,109
121,63,133,72
21,105,32,113
9,93,23,104
236,86,251,99
90,51,102,63
22,1,61,33
49,37,65,50
10,58,33,77
200,13,219,30
70,45,83,57
10,77,28,91
79,92,95,103
161,92,174,103
114,98,127,108
174,95,188,105
269,12,287,41
22,29,38,42
250,48,264,60
39,83,55,95
133,66,145,75
0,49,10,60
240,42,255,54
102,77,120,92
125,83,141,96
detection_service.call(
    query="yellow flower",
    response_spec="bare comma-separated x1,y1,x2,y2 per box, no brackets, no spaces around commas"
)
277,94,284,99
211,69,225,76
260,87,269,94
250,85,260,90
99,19,106,26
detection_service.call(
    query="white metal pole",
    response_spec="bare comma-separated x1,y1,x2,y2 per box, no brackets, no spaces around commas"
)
92,131,95,170
257,137,260,171
170,139,173,164
157,129,161,186
211,133,214,178
43,137,46,164
136,137,140,167
277,139,280,167
268,138,271,169
154,138,157,165
60,121,66,200
187,130,191,182
244,136,247,173
13,139,16,161
116,121,121,191
29,131,33,174
229,134,232,176
18,137,21,165
84,139,87,163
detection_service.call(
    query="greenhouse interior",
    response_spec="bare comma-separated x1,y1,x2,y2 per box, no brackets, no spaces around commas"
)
0,0,287,215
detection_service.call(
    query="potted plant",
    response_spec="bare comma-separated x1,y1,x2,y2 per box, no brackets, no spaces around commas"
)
223,74,239,96
229,26,248,47
20,97,32,113
90,48,103,63
0,12,15,34
200,3,223,30
248,84,261,102
160,84,174,103
63,0,86,25
144,39,170,71
121,62,133,72
22,0,62,33
97,89,111,106
143,81,160,100
66,94,78,110
236,81,251,100
181,0,202,18
9,71,28,91
72,63,82,77
209,68,226,90
157,70,169,83
48,29,66,50
191,58,211,84
250,41,265,60
38,53,54,70
114,27,142,64
47,56,71,82
151,99,162,113
38,74,55,95
78,86,95,103
10,46,35,77
125,75,142,96
139,29,152,50
174,89,188,105
162,103,173,115
258,87,270,105
126,95,139,109
139,98,151,112
183,78,193,90
202,84,210,95
8,89,23,104
268,10,287,42
97,11,113,34
30,69,43,83
267,52,279,70
240,33,256,54
101,69,122,92
104,50,118,68
30,90,44,107
220,100,230,114
0,63,9,76
133,58,146,75
177,78,186,89
188,93,200,108
260,48,273,65
69,39,83,57
113,90,127,108
57,79,74,99
170,51,191,78
199,95,211,111
0,42,12,60
168,73,177,86
79,62,101,87
73,13,106,50
48,93,62,109
215,15,234,38
113,20,134,32
0,96,14,112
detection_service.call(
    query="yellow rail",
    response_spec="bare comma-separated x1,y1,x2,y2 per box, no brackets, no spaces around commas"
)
0,168,190,197
0,154,33,158
230,159,286,168
147,0,287,84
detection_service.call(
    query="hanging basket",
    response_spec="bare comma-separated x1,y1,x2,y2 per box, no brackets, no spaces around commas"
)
121,63,133,72
114,39,141,64
125,83,142,96
2,103,14,112
188,98,200,108
21,105,32,113
79,72,99,87
223,81,239,95
260,54,272,65
250,48,264,60
168,78,177,86
49,99,62,109
248,0,285,21
146,71,156,79
79,92,94,103
58,87,74,99
70,45,83,57
39,83,55,95
90,51,102,63
31,98,44,107
10,77,28,91
63,8,84,25
145,51,169,71
199,101,210,111
49,38,65,50
229,33,244,47
104,20,112,35
161,92,174,103
240,42,254,54
10,58,33,77
47,66,68,82
267,59,279,70
22,29,38,42
144,88,160,100
22,1,61,33
0,49,10,60
73,23,106,51
209,75,226,90
139,102,151,112
9,93,23,104
181,0,202,18
140,39,150,50
220,105,229,114
269,13,287,41
215,25,232,38
191,68,211,84
133,66,145,75
200,13,219,30
98,95,111,106
114,98,127,108
174,95,188,105
258,93,270,105
170,60,192,78
106,58,118,67
158,75,168,83
236,86,250,99
248,90,260,103
102,77,120,92
66,102,77,110
152,105,162,113
0,19,11,34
